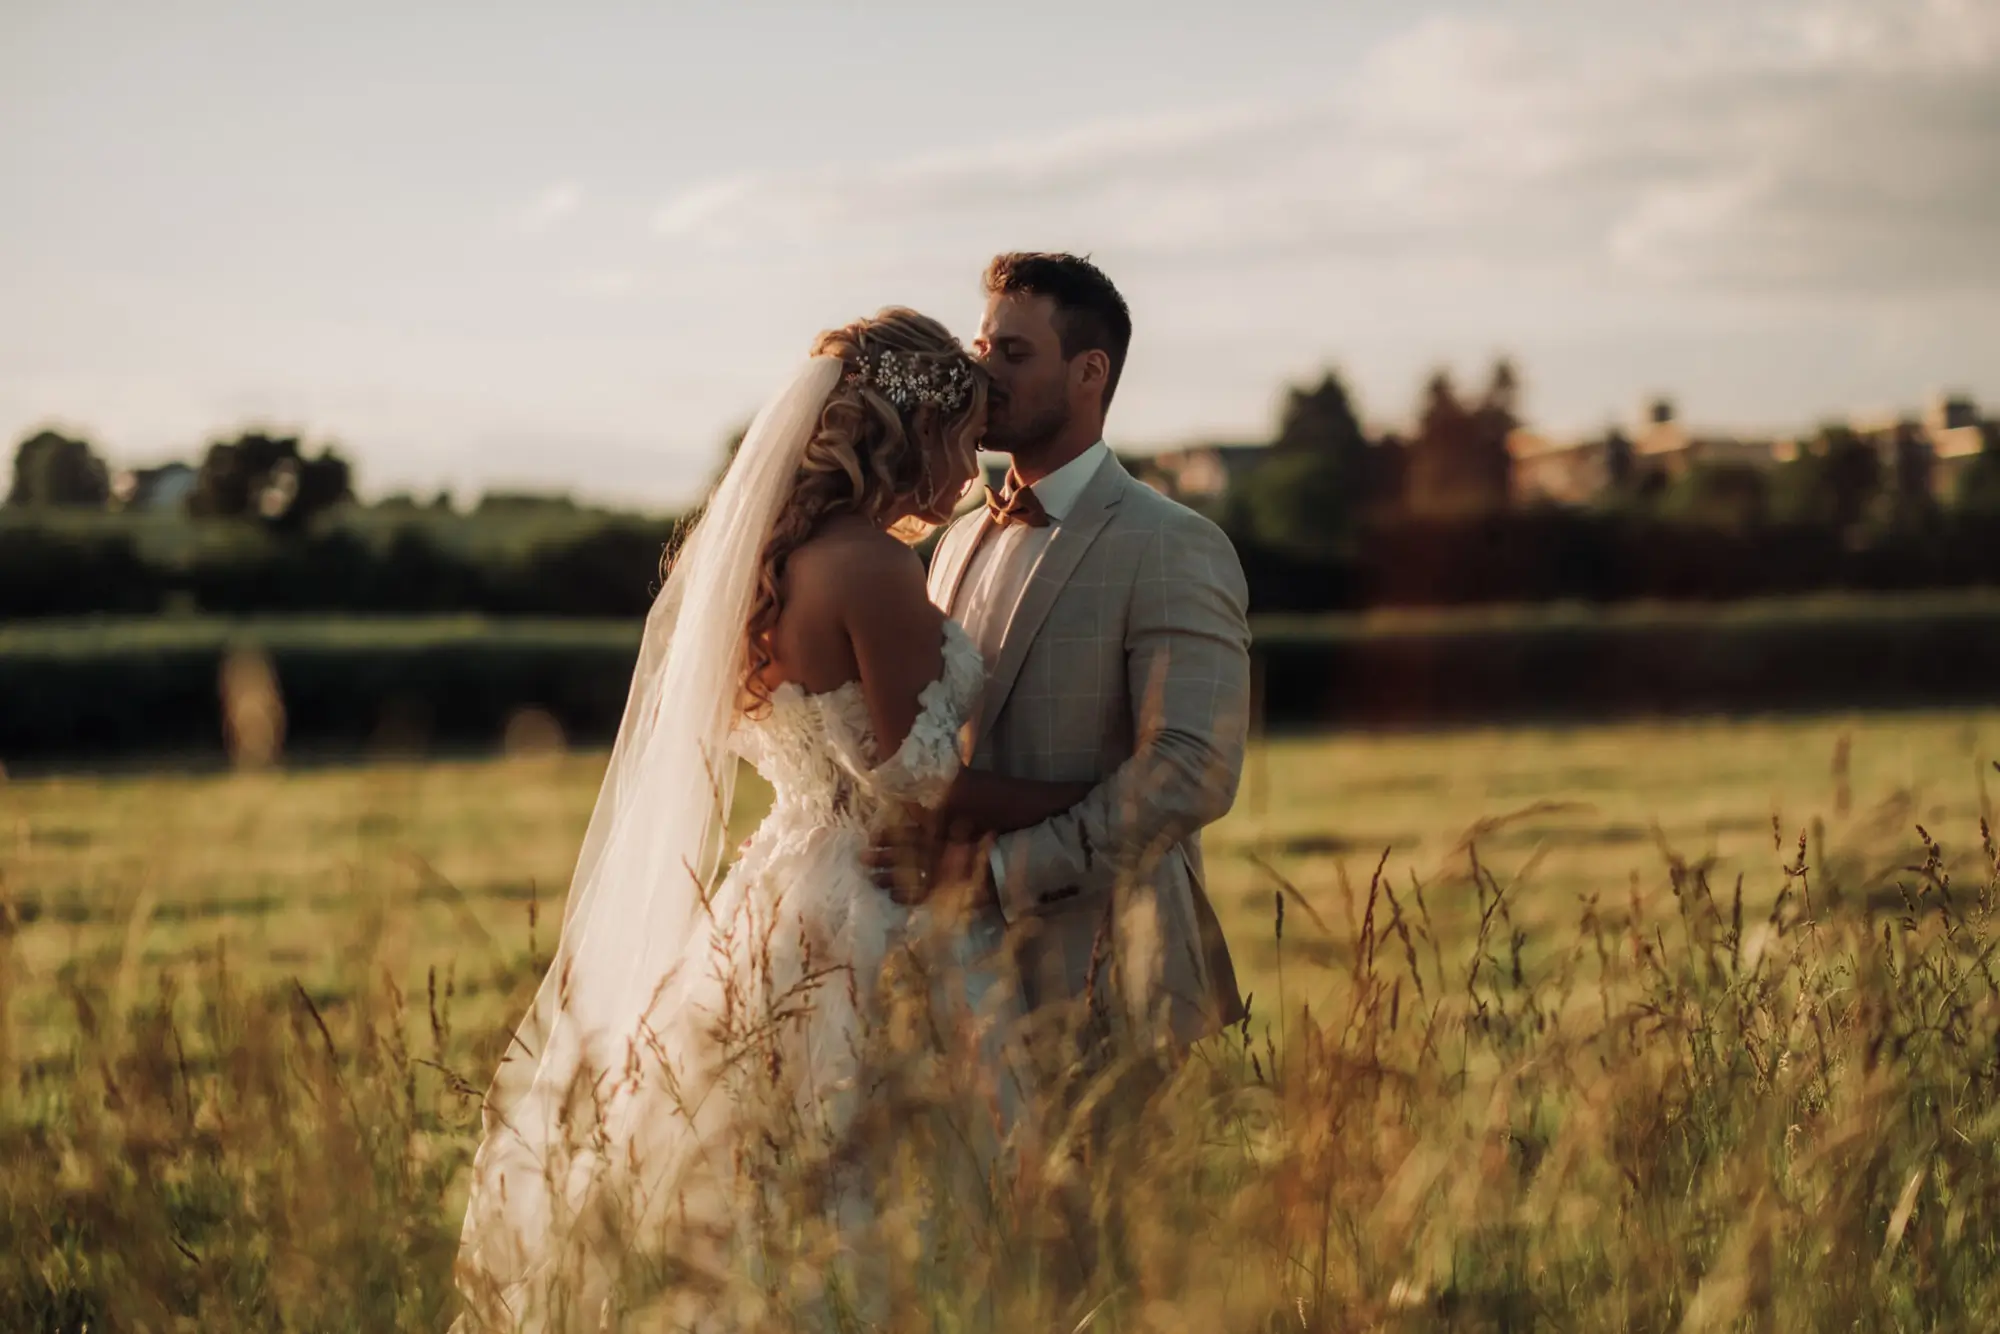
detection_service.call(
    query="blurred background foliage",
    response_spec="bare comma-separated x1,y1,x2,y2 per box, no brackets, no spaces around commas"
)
7,368,2000,763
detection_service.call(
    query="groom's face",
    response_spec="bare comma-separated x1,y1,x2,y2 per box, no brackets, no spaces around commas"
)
973,292,1072,454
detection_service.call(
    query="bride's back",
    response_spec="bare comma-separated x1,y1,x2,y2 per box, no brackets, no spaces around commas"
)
759,516,921,698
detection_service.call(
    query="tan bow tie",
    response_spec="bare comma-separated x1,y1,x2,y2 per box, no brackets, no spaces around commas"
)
985,474,1050,529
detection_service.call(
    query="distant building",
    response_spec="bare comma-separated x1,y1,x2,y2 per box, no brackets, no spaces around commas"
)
1841,395,1995,503
1133,443,1269,501
1923,394,1989,499
1508,430,1623,506
1629,398,1777,482
1934,428,1988,498
110,462,197,513
1508,399,1796,506
1928,393,1982,434
1694,437,1782,468
1633,397,1688,464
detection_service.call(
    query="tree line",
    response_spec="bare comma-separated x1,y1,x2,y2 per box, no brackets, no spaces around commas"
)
1180,363,2000,611
1207,364,2000,550
7,364,2000,620
10,428,355,527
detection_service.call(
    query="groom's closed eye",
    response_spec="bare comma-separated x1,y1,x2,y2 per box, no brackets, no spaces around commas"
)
976,336,1031,364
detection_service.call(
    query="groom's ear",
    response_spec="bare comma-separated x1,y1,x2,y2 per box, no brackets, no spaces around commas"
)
1073,347,1112,405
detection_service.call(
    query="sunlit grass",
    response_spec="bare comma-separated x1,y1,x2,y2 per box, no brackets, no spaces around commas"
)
6,711,2000,1328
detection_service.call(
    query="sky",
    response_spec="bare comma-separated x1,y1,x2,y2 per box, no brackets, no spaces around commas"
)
3,0,1997,507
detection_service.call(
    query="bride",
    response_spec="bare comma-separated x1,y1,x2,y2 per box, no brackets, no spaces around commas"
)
453,309,1091,1331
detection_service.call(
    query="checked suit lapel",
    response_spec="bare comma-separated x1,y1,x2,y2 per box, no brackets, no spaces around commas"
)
973,453,1127,747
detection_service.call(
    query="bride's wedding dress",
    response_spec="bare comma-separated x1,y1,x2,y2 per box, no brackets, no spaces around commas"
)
456,619,1010,1331
715,614,994,1152
453,357,1018,1332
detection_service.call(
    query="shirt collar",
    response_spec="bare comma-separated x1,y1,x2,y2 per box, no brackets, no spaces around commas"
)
1027,439,1109,523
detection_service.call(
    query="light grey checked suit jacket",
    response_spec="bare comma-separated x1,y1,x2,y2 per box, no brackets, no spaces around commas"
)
927,451,1250,1048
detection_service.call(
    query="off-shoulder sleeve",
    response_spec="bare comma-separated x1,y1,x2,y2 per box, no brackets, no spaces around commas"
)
834,620,985,811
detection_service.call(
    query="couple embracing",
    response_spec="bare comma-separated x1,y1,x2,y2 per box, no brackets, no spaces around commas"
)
454,253,1252,1330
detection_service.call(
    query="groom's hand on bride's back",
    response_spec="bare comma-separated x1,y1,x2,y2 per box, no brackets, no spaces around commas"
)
864,807,935,905
864,827,929,906
865,820,993,909
929,834,996,912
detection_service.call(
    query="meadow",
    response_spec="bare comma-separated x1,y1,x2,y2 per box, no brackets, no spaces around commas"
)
7,710,2000,1329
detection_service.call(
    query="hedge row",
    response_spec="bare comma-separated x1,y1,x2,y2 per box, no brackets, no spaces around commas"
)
0,520,677,619
1254,595,2000,725
1235,511,2000,611
20,509,2000,621
0,619,641,765
5,598,2000,766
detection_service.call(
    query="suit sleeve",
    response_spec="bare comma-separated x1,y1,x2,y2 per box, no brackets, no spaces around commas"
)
991,510,1252,920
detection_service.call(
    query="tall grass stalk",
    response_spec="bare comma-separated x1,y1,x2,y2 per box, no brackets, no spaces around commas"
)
8,806,2000,1330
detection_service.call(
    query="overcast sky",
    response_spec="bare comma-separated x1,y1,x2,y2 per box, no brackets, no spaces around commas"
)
4,0,1996,506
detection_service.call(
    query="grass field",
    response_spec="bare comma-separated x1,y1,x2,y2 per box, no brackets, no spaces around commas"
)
8,711,2000,1328
10,708,1992,1032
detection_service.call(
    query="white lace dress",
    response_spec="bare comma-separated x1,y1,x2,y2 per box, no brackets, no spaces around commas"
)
456,622,1011,1333
576,620,1014,1315
719,615,995,1107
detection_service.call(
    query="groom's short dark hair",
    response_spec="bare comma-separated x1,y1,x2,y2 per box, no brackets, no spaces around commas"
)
983,252,1133,409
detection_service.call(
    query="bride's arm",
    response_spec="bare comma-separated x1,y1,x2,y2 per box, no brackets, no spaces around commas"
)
839,544,1087,835
840,541,948,759
839,545,1089,832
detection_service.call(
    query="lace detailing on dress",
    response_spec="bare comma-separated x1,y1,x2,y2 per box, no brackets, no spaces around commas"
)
733,620,984,827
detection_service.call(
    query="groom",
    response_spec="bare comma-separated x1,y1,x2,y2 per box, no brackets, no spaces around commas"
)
926,252,1250,1050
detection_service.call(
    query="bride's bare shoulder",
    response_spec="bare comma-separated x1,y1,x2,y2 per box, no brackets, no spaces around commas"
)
783,519,927,607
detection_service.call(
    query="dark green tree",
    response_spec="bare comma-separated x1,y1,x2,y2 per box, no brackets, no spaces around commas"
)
1230,370,1383,553
1658,462,1771,533
1403,363,1513,515
1889,420,1938,525
1950,423,2000,514
1772,424,1882,531
191,431,353,529
7,429,111,508
1275,372,1366,458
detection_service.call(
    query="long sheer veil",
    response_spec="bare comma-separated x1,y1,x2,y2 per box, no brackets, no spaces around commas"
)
454,355,845,1312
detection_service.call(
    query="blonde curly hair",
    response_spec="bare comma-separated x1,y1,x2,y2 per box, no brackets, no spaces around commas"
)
741,307,987,716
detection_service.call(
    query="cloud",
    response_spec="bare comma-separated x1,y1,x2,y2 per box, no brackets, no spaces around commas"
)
643,2,2000,294
517,182,582,234
1585,3,2000,291
561,269,643,299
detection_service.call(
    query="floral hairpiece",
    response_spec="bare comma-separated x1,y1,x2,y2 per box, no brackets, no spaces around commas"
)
852,349,974,413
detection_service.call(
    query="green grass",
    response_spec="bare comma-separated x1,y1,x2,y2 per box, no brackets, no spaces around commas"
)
1233,709,1995,959
7,711,1991,1056
8,712,2000,1329
1,712,1966,990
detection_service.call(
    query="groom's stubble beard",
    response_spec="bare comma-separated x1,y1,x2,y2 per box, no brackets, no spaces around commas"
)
988,393,1071,470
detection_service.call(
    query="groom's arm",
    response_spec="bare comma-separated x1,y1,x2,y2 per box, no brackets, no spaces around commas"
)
990,509,1252,920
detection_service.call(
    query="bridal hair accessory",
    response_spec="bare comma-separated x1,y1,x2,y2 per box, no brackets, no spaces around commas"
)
853,348,974,413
